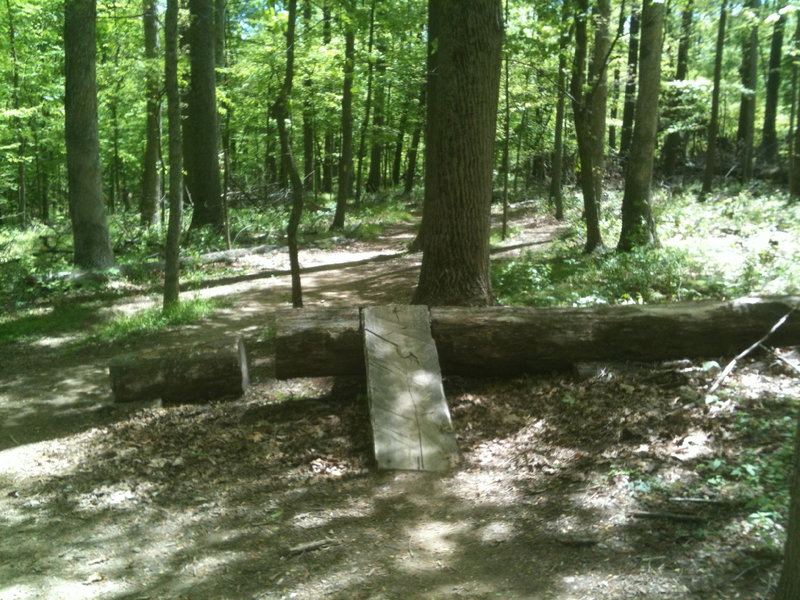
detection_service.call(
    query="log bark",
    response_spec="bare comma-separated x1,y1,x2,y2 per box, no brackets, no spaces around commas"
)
273,297,800,379
110,337,249,404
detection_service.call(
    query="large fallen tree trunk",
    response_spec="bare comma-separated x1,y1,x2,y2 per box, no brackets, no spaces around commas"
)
274,297,799,379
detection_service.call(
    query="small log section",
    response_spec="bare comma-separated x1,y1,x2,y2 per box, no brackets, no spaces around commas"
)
274,296,800,378
109,337,249,404
362,305,458,471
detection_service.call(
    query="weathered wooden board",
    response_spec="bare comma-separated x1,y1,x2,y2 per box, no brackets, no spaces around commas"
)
362,305,458,471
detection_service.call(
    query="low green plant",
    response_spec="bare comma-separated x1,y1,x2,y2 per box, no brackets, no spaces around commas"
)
94,296,225,342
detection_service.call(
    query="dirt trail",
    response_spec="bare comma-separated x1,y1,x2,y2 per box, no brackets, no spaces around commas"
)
0,208,791,600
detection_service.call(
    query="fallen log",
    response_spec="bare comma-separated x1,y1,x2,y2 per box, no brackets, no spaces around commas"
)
274,297,800,379
109,337,249,404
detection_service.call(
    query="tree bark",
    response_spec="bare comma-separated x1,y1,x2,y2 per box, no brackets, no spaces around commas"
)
412,0,503,306
301,0,315,191
110,338,249,404
274,297,800,379
331,3,355,230
619,2,640,160
141,0,162,228
608,0,626,151
163,0,183,309
186,0,222,230
761,12,785,165
736,0,759,182
5,0,26,225
617,0,664,251
700,0,728,198
549,3,571,221
64,0,115,270
403,87,425,196
366,41,387,193
272,0,304,308
775,408,800,600
570,0,604,252
661,0,694,178
589,0,611,204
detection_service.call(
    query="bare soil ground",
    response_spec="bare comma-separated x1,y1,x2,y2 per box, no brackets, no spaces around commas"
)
0,205,797,600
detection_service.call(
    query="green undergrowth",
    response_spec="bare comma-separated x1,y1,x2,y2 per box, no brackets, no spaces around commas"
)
493,183,800,306
94,297,226,343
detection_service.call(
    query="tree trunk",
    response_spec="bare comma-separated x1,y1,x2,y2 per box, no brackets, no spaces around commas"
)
661,0,693,178
618,0,664,251
163,0,183,309
608,0,626,151
141,0,162,228
64,0,115,270
354,0,377,203
366,43,387,193
4,0,26,226
791,15,800,199
736,0,759,182
331,4,355,229
273,297,800,379
391,109,407,186
549,4,570,221
761,12,784,165
775,409,800,600
619,2,640,160
570,0,604,252
412,0,503,307
700,0,728,198
321,4,334,193
186,0,222,230
403,87,425,196
272,0,304,308
301,0,315,191
589,0,611,204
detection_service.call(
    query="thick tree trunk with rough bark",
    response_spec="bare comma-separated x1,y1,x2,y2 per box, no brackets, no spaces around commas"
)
273,297,800,379
64,0,115,270
186,0,222,230
618,0,664,251
412,0,502,306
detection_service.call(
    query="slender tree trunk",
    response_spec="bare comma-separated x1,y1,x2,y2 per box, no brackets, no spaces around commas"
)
608,0,626,151
321,4,334,193
163,0,183,308
619,2,640,160
272,0,304,307
549,4,570,221
571,0,604,252
661,0,693,178
186,0,222,230
302,0,315,191
64,0,114,270
141,0,161,227
366,45,386,193
761,12,784,165
216,0,232,248
391,109,407,186
700,0,728,198
354,0,377,203
331,5,355,229
501,0,511,241
775,408,800,600
403,87,425,196
413,0,502,306
737,0,759,182
617,0,664,251
5,0,26,225
791,15,800,199
589,0,611,204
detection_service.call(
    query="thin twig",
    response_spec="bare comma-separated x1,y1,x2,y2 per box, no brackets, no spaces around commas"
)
708,307,798,393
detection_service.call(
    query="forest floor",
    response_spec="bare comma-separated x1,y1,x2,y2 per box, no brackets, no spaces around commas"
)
0,202,798,600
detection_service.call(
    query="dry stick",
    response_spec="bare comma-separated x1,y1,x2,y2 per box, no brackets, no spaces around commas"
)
759,343,800,375
285,537,339,556
708,307,798,394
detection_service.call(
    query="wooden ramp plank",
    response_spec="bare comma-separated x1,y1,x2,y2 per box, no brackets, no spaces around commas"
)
362,305,458,472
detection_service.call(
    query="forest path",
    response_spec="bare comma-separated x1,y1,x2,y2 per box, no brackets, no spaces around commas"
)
0,203,790,600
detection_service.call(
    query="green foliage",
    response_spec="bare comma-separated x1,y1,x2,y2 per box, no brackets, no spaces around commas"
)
493,185,800,307
94,297,224,343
